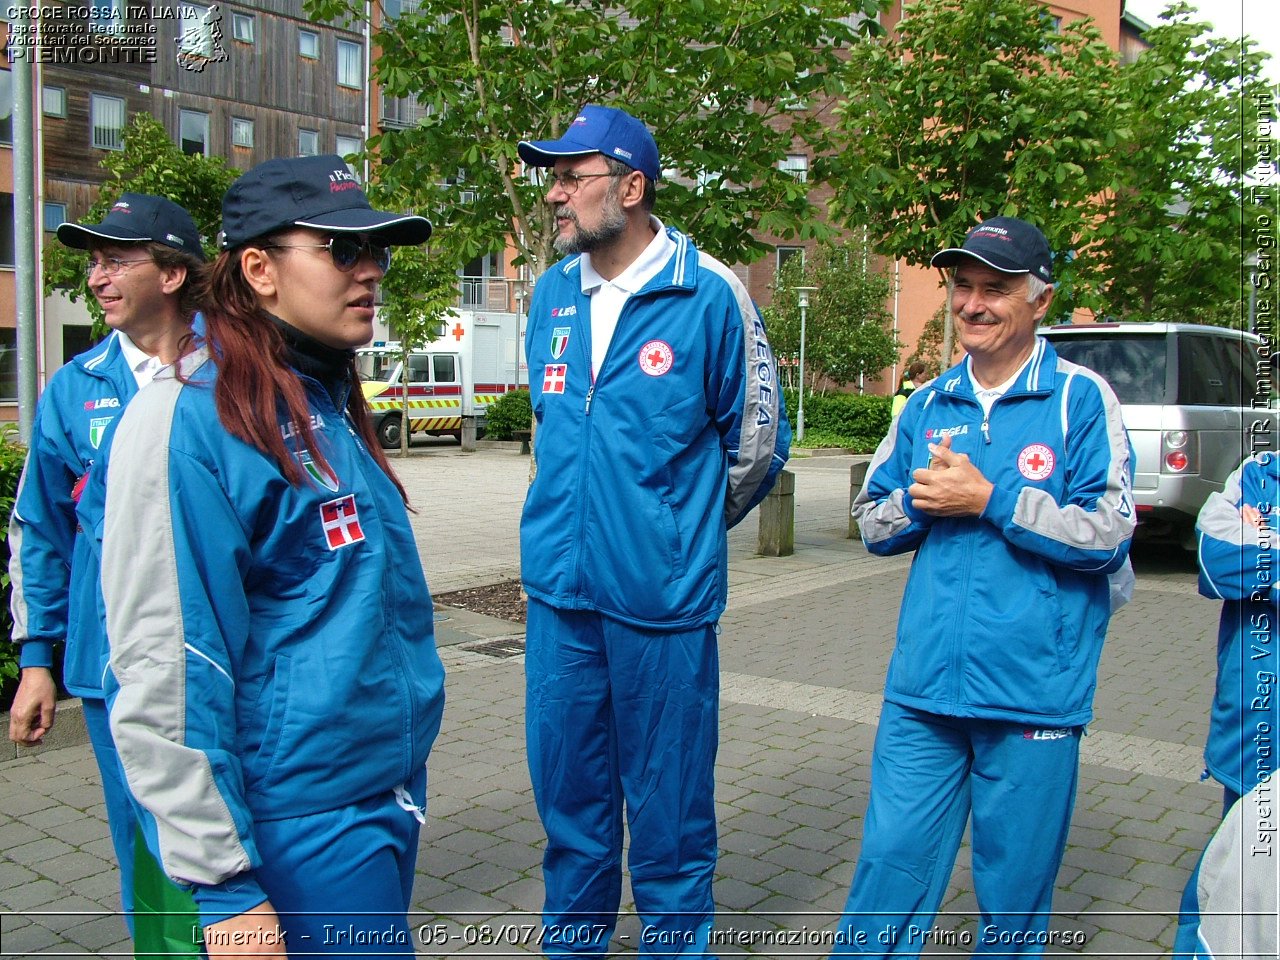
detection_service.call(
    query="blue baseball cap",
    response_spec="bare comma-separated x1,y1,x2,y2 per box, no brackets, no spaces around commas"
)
931,216,1054,284
218,154,432,249
57,192,205,260
518,105,660,181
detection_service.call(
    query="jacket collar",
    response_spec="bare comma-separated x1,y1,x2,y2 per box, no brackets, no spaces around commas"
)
558,223,698,297
931,336,1060,402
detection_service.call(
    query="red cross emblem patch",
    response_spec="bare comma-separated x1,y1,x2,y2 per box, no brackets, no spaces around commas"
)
638,340,674,377
320,495,365,550
543,364,567,394
1017,443,1056,481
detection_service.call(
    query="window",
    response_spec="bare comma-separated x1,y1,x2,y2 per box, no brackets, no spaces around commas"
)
778,154,809,183
776,246,804,272
380,92,428,128
0,71,10,146
231,12,254,42
91,93,126,150
179,109,209,156
433,354,457,384
1046,334,1167,405
42,85,66,118
63,325,99,371
299,29,319,58
336,39,362,88
43,202,67,232
231,117,254,148
298,128,319,156
407,354,432,383
89,0,125,35
460,253,502,309
1178,335,1250,407
0,193,13,267
0,327,16,402
336,134,362,159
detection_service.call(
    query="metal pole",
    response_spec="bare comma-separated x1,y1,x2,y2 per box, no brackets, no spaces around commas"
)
795,286,816,445
514,285,526,392
14,26,39,442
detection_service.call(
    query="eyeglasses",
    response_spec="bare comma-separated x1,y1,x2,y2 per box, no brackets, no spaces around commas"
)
544,171,618,196
262,235,392,273
85,256,154,279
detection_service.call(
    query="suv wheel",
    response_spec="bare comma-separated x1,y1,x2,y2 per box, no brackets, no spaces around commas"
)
377,415,402,450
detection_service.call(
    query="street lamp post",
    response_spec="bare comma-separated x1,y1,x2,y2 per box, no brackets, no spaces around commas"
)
514,282,528,391
794,286,817,445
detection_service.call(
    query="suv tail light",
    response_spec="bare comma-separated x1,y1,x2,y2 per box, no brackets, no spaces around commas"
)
1161,430,1198,474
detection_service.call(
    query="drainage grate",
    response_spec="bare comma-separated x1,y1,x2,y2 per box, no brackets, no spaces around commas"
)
464,637,527,659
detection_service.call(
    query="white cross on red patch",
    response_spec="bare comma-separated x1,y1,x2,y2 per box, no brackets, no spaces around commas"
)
320,494,365,550
543,364,567,394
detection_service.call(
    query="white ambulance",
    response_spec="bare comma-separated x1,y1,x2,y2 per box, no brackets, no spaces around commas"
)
356,312,527,448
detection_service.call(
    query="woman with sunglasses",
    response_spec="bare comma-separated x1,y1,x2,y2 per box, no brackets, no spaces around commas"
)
98,155,446,957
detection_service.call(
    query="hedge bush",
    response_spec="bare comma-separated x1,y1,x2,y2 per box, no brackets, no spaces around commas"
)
485,389,533,440
783,389,891,453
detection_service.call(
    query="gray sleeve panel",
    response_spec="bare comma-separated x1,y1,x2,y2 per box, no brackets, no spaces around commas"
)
851,430,912,544
103,379,253,887
1010,365,1135,558
8,479,30,642
1196,784,1279,959
1198,460,1260,548
702,254,781,522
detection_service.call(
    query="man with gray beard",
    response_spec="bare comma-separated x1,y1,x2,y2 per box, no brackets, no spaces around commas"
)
515,104,790,959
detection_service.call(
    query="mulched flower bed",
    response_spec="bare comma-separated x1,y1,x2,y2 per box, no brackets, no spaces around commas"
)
434,579,527,624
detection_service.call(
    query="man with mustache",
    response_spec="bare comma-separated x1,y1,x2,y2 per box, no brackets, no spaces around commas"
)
516,104,789,958
838,217,1135,956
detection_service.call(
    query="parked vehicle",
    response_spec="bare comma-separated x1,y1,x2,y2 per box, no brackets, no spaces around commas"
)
1040,322,1275,549
357,312,526,449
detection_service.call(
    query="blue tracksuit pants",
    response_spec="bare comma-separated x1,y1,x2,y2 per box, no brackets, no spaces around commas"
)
83,698,139,931
241,766,427,957
832,702,1081,957
525,599,720,959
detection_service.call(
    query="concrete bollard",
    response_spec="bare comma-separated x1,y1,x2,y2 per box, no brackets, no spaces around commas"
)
757,469,795,557
461,416,477,452
848,460,871,540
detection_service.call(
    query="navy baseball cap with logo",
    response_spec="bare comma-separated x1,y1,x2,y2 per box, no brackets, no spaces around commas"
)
518,105,661,181
218,154,432,249
930,216,1054,284
57,192,205,260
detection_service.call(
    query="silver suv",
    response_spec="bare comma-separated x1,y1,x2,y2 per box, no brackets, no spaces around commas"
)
1040,322,1274,549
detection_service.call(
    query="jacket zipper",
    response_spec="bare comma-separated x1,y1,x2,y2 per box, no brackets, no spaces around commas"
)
311,373,419,780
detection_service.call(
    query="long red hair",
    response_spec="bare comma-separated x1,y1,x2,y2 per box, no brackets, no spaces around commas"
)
197,248,408,502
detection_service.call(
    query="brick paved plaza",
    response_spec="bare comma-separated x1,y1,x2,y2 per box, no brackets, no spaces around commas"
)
0,448,1220,957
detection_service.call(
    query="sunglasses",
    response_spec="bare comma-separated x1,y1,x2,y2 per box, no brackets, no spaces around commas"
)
263,234,392,273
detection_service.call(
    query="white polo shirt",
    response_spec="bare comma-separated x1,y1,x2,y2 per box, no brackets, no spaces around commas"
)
578,216,676,381
116,332,166,390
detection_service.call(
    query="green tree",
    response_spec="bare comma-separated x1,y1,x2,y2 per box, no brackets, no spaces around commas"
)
827,0,1125,364
303,0,885,285
768,238,900,391
906,304,947,379
1087,2,1272,327
368,219,468,456
43,114,237,327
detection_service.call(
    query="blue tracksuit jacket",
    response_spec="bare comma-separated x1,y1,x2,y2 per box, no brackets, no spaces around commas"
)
98,351,446,917
520,226,789,629
9,332,138,696
853,337,1135,725
1197,452,1280,796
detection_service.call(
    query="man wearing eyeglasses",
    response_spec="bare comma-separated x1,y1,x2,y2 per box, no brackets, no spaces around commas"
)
7,193,205,942
517,105,790,958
